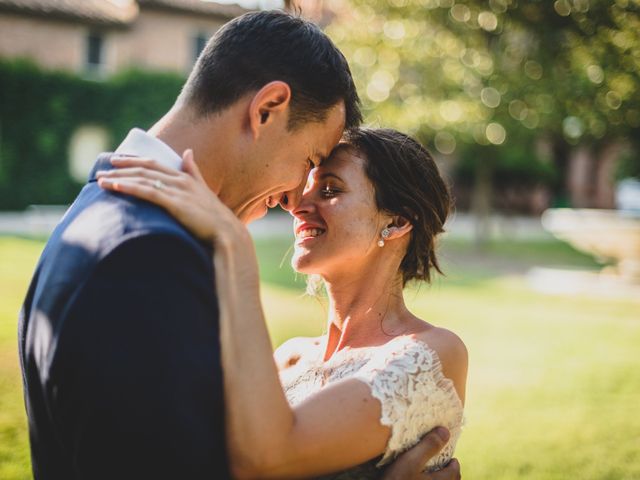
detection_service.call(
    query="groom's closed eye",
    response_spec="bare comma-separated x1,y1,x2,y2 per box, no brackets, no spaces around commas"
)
310,153,328,169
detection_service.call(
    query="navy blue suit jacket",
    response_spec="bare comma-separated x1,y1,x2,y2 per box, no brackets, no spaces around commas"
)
18,153,229,479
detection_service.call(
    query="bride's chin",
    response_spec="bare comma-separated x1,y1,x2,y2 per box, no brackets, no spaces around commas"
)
291,254,319,275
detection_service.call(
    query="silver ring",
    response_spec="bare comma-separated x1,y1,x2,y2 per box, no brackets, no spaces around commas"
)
153,179,165,190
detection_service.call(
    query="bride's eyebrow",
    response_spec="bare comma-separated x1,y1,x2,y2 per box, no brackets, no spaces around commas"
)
319,172,344,182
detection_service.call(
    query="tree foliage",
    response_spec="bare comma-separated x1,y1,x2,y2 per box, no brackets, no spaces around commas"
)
327,0,640,187
0,60,184,210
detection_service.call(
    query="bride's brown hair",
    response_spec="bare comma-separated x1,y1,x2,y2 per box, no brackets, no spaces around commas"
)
342,127,452,286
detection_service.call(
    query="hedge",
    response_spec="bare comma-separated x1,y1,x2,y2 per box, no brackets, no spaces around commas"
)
0,60,185,210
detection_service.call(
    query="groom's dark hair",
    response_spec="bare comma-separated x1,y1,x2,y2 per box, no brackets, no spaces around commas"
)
178,10,361,131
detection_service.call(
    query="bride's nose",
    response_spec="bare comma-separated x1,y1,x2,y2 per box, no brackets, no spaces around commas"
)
279,179,306,213
280,167,318,213
291,189,317,218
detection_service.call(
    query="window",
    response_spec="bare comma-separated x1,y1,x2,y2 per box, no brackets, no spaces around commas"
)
193,33,208,63
68,125,110,183
86,31,104,72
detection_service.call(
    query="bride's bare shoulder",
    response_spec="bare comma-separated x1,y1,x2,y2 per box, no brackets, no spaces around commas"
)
413,325,468,404
274,335,324,370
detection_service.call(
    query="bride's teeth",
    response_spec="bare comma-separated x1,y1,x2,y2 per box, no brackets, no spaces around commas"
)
297,228,325,239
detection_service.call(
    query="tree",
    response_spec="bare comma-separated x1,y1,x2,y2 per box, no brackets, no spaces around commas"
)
325,0,640,242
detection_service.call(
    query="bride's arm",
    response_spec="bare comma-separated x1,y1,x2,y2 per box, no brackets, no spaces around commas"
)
97,154,464,479
219,252,464,479
213,234,397,478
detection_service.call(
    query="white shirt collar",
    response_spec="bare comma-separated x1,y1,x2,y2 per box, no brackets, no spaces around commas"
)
115,128,182,171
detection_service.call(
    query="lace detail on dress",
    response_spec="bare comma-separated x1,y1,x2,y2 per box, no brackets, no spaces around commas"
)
352,337,463,470
280,336,464,475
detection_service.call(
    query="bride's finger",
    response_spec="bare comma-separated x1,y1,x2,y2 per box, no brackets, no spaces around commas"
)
96,167,180,188
98,177,175,206
110,156,179,177
181,149,205,183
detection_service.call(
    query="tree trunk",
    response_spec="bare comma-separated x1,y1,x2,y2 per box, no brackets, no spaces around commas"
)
550,138,571,207
471,158,493,248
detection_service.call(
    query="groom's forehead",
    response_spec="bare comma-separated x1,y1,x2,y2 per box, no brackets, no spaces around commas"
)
318,101,347,153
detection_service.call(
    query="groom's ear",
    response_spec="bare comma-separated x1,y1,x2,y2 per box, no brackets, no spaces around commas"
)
248,81,292,139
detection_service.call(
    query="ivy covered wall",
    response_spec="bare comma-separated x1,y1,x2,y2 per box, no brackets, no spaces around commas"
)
0,60,184,210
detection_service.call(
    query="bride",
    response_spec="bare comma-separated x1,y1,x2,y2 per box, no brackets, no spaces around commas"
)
97,127,468,479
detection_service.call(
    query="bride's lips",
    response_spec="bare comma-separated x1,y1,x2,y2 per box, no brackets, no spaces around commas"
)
294,221,327,243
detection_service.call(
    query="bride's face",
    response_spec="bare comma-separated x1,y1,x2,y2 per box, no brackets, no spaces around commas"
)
291,147,385,276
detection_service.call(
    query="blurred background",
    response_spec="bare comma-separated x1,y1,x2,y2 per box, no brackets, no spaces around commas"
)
0,0,638,479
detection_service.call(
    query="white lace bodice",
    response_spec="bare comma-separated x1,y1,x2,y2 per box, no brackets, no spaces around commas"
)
279,335,464,477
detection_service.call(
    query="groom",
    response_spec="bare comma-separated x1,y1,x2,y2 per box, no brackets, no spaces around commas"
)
19,10,460,480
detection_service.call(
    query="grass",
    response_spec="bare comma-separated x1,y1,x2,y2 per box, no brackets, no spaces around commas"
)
1,235,639,479
0,237,41,479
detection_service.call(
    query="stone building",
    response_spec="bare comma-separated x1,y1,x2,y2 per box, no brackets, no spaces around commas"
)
0,0,251,187
0,0,249,76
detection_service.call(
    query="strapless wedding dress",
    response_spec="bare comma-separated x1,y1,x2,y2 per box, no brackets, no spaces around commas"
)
280,336,464,479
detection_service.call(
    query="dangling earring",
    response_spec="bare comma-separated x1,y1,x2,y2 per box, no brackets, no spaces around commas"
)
378,228,391,247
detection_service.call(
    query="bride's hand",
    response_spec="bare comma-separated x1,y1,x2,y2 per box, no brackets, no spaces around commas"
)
96,150,249,250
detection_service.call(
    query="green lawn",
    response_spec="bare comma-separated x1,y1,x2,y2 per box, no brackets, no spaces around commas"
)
1,235,639,479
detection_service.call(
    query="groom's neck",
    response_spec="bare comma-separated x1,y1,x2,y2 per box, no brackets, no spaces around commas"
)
148,105,228,195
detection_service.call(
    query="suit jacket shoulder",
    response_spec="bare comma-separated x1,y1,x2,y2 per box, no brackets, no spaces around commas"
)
19,157,229,479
